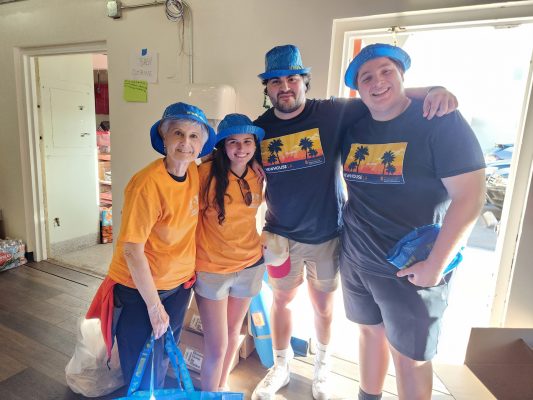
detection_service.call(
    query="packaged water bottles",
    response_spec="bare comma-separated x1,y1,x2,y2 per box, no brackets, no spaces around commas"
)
0,238,27,272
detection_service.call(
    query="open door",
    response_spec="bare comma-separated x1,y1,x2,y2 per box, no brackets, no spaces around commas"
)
36,54,99,258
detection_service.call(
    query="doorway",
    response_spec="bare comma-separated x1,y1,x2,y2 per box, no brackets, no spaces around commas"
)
325,8,533,365
21,45,113,277
39,53,113,277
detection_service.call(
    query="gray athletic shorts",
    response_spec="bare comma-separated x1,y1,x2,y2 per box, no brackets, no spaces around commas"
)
340,253,452,361
195,263,266,300
269,236,340,293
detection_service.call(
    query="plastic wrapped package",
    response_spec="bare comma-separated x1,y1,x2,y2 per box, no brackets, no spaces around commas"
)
65,318,123,397
0,239,27,272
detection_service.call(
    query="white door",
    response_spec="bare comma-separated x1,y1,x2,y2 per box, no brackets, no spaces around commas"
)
37,54,99,256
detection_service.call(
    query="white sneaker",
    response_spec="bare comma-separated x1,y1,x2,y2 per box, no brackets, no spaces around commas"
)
311,357,330,400
251,363,290,400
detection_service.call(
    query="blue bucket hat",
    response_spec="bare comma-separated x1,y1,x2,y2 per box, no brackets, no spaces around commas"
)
216,113,265,146
344,43,411,90
150,102,216,158
258,44,311,80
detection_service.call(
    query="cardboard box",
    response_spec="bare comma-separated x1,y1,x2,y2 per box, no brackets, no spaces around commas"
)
178,330,242,374
239,331,255,359
434,328,533,400
183,295,203,334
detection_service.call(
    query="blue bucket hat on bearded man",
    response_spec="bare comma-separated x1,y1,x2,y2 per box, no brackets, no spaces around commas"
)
258,44,311,80
150,102,216,158
344,43,411,90
215,113,265,146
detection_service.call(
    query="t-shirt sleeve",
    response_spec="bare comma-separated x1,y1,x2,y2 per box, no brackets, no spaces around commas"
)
118,178,160,244
431,110,486,178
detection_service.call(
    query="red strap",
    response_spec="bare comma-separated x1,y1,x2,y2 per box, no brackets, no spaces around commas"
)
183,273,196,289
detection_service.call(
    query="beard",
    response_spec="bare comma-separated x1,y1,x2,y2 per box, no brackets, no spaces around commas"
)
270,91,306,114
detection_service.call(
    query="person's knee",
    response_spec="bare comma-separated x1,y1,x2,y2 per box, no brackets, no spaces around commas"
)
272,288,298,309
390,345,431,370
395,353,430,370
203,336,229,359
359,323,386,341
227,324,242,343
311,299,333,320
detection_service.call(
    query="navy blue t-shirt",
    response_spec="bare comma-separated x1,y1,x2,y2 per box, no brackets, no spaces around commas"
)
254,98,368,244
341,99,485,277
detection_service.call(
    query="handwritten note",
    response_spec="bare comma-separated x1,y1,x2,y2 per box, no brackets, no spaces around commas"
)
123,80,148,102
130,49,158,83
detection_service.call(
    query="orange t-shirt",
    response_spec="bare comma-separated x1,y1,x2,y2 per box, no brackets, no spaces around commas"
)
195,162,262,273
108,159,199,290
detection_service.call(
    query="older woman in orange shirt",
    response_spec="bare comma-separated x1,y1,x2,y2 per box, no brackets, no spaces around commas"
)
106,102,215,389
195,114,265,392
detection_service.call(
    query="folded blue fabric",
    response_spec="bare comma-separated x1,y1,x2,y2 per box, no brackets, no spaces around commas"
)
386,224,462,275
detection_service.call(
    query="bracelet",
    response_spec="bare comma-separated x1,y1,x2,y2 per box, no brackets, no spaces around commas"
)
426,86,445,96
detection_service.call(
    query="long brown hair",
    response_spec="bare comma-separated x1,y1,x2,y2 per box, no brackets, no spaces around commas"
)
201,138,257,224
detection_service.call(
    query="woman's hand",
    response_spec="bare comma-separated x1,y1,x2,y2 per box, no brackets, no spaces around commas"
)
423,87,458,120
148,301,170,339
123,242,168,338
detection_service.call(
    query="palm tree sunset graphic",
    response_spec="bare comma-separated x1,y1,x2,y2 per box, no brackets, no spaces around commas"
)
268,139,284,164
353,145,370,173
381,150,396,178
299,137,314,159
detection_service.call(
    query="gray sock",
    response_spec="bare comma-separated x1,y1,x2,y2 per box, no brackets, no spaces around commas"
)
358,388,382,400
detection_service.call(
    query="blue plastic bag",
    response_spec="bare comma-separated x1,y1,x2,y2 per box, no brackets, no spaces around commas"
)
249,271,274,369
386,223,463,275
114,328,243,399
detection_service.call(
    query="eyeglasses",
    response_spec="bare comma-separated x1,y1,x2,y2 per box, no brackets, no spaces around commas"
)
237,178,252,206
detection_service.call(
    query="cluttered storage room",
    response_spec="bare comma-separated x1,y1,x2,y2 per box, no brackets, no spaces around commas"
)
1,1,533,399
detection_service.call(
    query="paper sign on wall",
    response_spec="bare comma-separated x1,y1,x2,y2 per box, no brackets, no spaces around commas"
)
130,48,158,83
123,80,148,102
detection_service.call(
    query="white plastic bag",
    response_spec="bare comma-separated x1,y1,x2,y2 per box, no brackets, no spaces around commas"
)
65,318,124,397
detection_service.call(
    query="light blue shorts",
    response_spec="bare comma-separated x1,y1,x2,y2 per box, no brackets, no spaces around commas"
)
194,263,266,300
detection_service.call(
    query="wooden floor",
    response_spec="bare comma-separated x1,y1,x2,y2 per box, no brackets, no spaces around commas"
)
0,261,454,399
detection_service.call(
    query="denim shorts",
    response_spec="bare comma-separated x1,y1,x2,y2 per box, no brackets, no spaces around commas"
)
340,253,452,361
194,263,266,300
268,236,340,293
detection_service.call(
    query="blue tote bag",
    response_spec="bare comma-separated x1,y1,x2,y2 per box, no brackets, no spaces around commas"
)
115,328,243,399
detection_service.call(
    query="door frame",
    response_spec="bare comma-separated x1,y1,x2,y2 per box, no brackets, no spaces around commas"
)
14,41,106,262
326,2,533,327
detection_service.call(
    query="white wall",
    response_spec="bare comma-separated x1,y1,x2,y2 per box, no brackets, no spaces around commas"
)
0,0,505,250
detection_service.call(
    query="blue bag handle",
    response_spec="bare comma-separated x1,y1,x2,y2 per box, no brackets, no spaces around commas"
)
127,328,195,396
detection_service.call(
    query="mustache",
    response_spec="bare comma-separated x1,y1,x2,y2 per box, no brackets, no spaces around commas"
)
277,90,295,99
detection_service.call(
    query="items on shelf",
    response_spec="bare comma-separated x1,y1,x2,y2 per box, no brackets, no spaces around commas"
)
100,207,113,244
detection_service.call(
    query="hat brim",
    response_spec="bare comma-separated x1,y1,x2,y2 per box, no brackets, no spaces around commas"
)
215,125,265,147
344,46,410,90
258,67,311,80
150,115,216,158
